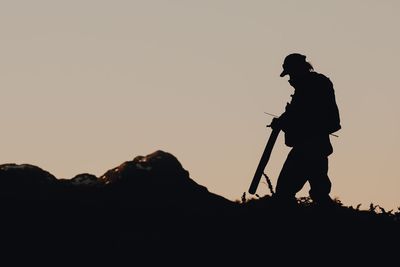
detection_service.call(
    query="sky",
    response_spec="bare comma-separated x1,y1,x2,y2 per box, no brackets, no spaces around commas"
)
0,0,399,210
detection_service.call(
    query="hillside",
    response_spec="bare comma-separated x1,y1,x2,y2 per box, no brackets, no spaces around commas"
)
0,150,399,265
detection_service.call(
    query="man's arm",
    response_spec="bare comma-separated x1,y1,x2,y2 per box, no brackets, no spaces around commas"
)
269,101,292,132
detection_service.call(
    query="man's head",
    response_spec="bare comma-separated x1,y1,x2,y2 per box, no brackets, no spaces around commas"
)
280,53,313,78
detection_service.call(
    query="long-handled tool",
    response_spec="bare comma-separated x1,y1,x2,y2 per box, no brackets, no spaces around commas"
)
248,127,280,195
264,112,339,138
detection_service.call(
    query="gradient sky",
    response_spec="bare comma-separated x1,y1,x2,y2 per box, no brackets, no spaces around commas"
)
1,1,399,210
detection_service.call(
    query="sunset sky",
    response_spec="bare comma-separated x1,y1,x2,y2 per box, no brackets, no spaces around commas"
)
1,1,399,210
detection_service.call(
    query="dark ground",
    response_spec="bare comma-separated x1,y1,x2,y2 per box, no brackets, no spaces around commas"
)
1,151,399,266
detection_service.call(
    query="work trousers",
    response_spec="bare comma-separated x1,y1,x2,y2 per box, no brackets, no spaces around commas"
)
275,146,332,204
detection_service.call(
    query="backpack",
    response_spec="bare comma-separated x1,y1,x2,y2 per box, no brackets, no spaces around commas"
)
323,76,341,134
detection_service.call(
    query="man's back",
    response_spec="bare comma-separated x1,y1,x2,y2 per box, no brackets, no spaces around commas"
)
281,71,340,148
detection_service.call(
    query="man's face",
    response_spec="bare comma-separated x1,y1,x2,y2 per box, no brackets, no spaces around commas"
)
282,64,295,79
283,64,305,81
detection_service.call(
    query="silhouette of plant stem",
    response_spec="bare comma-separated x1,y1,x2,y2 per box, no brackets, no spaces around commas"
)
369,203,378,213
262,172,275,195
241,192,247,203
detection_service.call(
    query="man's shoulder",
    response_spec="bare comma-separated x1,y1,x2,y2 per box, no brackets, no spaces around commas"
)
310,71,330,81
310,72,333,87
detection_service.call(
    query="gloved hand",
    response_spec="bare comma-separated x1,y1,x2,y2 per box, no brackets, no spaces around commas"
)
268,117,281,130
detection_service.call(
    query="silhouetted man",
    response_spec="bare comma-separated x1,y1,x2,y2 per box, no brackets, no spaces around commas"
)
271,53,341,206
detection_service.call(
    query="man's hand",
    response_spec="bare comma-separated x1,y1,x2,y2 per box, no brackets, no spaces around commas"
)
268,117,281,130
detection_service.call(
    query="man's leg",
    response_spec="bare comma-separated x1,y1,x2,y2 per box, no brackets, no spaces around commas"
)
307,156,332,205
275,148,308,203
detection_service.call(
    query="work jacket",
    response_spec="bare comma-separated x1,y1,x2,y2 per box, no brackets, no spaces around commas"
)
279,71,341,155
